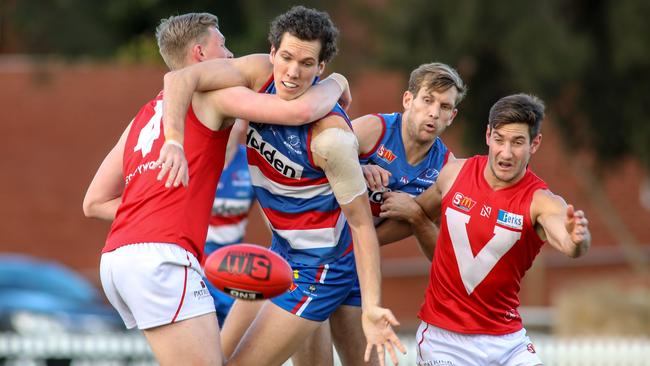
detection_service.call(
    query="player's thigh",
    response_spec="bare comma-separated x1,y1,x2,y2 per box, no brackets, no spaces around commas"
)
227,301,322,366
291,320,334,366
496,328,543,366
143,312,222,366
416,322,486,366
221,299,264,358
102,243,215,329
330,304,379,366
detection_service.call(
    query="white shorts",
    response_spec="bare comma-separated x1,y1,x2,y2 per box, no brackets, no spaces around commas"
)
416,322,543,366
100,243,215,330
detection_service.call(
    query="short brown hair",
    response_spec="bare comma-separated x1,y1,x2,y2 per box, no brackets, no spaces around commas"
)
488,93,545,139
156,13,219,70
407,63,467,106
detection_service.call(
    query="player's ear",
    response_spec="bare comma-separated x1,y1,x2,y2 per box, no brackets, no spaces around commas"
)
447,108,458,126
485,125,491,146
530,133,542,154
190,44,203,63
402,91,414,110
269,46,276,65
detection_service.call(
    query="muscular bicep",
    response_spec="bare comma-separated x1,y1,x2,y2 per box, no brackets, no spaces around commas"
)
209,75,344,126
208,87,297,123
184,54,271,92
82,123,130,219
351,114,384,155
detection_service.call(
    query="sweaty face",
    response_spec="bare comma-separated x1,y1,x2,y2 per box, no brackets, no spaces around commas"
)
270,33,325,101
402,86,458,145
485,123,541,187
201,27,233,60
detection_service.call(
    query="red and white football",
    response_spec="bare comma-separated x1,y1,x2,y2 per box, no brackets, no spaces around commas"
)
204,244,293,300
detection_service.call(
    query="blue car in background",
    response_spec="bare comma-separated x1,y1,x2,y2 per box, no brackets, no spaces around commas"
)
0,255,123,334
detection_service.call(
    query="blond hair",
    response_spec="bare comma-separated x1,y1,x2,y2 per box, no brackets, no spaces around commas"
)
155,13,219,70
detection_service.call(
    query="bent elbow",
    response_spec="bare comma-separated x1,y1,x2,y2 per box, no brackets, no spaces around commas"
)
82,197,98,219
82,203,94,219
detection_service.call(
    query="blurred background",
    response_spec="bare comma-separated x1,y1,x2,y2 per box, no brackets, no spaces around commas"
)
1,0,649,364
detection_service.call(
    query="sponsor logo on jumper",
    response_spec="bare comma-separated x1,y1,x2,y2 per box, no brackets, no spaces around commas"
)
416,169,439,184
212,198,250,216
288,282,298,292
247,128,303,179
481,205,492,218
218,251,271,281
283,134,303,155
527,343,536,354
288,135,300,146
124,160,159,185
376,144,397,163
504,308,520,321
232,171,251,187
193,280,210,299
452,192,476,211
497,209,523,230
368,187,392,204
399,176,408,184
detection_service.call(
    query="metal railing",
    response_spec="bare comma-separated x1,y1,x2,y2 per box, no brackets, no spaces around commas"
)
0,332,648,365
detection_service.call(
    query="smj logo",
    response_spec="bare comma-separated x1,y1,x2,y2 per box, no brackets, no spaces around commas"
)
452,192,476,212
218,252,271,281
497,209,523,230
376,145,397,163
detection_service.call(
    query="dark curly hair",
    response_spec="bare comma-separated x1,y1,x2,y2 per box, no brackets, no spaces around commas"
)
489,93,545,139
268,6,339,63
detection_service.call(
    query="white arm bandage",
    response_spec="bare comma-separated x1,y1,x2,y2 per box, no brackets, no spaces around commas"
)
310,128,367,205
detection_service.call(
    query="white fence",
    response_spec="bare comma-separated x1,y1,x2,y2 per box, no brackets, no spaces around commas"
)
0,332,648,365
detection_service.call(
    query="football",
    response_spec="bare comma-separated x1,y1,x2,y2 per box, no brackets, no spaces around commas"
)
204,243,293,300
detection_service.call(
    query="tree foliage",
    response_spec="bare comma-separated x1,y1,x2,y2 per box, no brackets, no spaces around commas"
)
4,0,649,170
362,0,650,171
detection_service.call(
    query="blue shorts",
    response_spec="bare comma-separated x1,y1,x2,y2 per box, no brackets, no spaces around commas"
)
271,248,361,322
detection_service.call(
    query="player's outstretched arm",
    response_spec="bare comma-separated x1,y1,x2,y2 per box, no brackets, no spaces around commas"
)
206,73,350,126
533,190,591,258
310,118,406,365
341,195,406,366
157,54,270,188
82,123,131,220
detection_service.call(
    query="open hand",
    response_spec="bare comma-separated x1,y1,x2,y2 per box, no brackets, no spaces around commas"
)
156,141,189,188
362,306,406,366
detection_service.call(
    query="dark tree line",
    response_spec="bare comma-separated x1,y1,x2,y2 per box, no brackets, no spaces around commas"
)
3,0,649,171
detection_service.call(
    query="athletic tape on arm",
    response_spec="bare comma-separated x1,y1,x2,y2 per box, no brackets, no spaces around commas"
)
311,128,367,205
